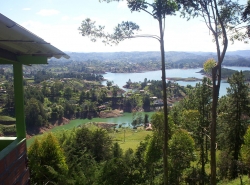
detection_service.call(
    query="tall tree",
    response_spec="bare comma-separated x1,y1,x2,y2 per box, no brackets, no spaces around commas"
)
176,77,212,184
25,98,47,127
79,1,179,183
241,126,250,178
169,129,195,185
28,133,68,184
218,71,250,179
178,0,246,183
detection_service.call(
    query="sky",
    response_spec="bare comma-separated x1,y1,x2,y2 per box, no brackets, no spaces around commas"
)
0,0,249,53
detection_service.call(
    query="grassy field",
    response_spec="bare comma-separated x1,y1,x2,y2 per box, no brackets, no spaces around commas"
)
218,175,250,185
0,116,16,121
26,122,152,150
26,112,156,147
109,127,152,151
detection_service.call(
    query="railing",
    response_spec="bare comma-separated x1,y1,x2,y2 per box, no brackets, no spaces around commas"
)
0,137,30,184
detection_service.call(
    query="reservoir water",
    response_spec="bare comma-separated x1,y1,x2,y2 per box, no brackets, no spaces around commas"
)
102,67,250,97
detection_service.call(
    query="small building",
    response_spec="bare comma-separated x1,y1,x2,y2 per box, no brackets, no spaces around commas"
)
146,123,152,131
154,99,164,106
98,105,107,111
139,90,144,93
126,92,132,96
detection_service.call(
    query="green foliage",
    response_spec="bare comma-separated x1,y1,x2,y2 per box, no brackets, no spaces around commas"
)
151,111,175,139
58,126,115,184
1,125,16,136
25,98,47,127
142,95,151,112
169,129,196,184
28,133,68,184
203,58,216,74
64,102,75,119
145,135,162,164
64,87,72,100
112,142,123,158
50,103,64,121
241,126,250,175
132,112,143,128
34,70,53,83
79,18,140,45
169,77,212,184
24,85,44,103
218,71,250,179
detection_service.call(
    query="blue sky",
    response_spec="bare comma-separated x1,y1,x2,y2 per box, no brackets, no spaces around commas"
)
1,0,249,52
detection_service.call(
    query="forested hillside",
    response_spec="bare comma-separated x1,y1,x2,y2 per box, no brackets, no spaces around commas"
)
47,51,250,70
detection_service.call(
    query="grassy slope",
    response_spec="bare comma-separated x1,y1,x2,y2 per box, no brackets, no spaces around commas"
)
218,175,250,185
110,127,152,151
0,116,16,121
26,114,154,148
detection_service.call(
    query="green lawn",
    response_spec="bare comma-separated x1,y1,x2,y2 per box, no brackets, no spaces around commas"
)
218,175,250,185
0,116,16,122
26,119,152,150
27,112,156,150
109,127,152,151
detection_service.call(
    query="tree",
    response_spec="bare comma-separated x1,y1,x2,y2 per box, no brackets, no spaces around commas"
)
203,58,216,75
112,85,118,98
112,142,123,158
144,113,149,128
106,80,113,90
28,133,68,184
64,87,73,100
79,90,86,104
143,95,151,112
241,126,250,178
50,103,64,121
218,71,250,179
59,128,98,184
79,1,180,183
98,88,107,104
25,98,47,127
169,129,195,185
241,0,250,38
91,129,112,162
178,0,246,183
64,102,75,119
169,77,212,184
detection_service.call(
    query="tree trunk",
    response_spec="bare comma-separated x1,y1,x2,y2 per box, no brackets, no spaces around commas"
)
210,65,221,185
159,17,169,185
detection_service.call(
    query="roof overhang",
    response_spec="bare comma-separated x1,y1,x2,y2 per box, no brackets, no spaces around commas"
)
0,13,69,64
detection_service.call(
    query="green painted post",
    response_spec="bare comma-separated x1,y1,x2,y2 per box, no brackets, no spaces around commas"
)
13,63,26,138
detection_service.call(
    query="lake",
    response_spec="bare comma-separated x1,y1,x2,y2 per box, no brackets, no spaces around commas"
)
102,67,250,97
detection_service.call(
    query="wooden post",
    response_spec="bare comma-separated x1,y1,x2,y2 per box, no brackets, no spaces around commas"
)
13,63,26,138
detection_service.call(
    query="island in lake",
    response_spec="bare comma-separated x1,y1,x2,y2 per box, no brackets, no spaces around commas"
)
166,77,201,82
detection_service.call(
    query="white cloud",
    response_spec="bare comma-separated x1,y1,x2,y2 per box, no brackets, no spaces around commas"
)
20,16,249,53
37,9,59,16
73,14,86,21
22,8,31,11
62,16,70,21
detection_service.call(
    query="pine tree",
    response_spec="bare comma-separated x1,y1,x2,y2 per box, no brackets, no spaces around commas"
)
218,71,250,179
28,133,68,184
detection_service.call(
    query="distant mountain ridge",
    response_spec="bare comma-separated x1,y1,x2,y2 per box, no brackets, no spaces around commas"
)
51,50,250,66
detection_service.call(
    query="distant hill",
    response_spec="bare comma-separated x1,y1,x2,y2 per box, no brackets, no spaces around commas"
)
50,50,250,67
